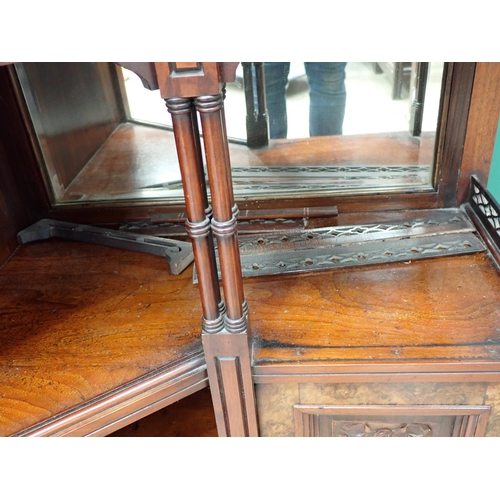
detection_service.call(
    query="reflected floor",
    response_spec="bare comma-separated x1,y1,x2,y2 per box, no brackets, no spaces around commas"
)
61,123,434,203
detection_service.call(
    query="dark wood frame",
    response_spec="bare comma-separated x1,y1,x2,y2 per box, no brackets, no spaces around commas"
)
294,404,491,437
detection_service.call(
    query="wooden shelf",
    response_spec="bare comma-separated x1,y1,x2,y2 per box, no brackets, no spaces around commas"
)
251,251,500,379
4,209,500,436
0,239,205,436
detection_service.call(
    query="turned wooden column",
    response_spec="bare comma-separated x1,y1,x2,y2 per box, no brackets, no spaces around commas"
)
155,62,258,436
165,96,224,333
195,91,247,331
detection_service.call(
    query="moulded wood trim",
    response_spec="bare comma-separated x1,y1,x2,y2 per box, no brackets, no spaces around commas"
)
16,353,208,437
252,360,500,375
253,356,500,384
435,62,476,207
84,377,208,437
203,332,259,437
295,404,491,416
253,371,500,385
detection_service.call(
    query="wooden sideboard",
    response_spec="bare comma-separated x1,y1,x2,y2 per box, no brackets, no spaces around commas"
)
2,201,500,437
1,62,500,437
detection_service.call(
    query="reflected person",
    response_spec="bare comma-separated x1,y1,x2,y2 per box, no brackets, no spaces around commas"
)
264,62,347,139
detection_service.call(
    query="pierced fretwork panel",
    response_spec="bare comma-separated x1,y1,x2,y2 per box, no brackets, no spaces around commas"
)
230,165,432,194
470,176,500,249
236,209,476,251
193,209,486,281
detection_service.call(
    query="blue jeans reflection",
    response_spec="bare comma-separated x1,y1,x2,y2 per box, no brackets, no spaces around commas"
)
264,62,347,139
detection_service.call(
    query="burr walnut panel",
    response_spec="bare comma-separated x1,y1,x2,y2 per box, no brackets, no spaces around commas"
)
256,382,491,437
484,383,500,436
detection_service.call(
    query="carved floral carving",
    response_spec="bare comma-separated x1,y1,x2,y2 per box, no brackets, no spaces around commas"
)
335,421,432,437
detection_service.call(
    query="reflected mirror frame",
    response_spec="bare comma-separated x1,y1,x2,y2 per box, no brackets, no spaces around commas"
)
6,62,477,219
228,62,475,213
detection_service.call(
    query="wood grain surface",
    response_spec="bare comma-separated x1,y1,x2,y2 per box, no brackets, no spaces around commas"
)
57,123,181,202
229,131,434,168
256,381,491,437
0,239,202,436
250,251,500,366
2,220,500,436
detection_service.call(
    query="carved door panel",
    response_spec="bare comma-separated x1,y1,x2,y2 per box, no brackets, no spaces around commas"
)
294,405,491,437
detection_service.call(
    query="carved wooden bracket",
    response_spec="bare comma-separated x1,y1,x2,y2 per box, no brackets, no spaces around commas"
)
116,62,239,97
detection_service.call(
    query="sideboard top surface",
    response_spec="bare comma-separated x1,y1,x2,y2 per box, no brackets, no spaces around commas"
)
1,225,500,435
250,251,500,368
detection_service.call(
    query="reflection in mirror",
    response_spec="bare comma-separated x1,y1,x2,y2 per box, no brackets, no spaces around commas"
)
15,62,444,205
225,62,444,198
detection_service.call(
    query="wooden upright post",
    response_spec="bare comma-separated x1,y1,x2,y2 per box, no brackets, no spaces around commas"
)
155,62,258,436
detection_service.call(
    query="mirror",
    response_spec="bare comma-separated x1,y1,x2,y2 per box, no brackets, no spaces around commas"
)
14,62,445,205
